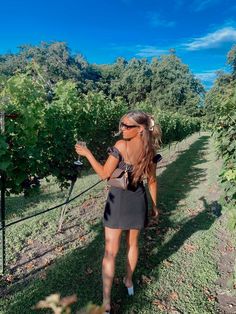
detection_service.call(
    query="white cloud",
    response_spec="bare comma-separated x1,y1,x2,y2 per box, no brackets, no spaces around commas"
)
191,0,220,12
109,44,170,57
135,46,169,57
184,27,236,51
147,12,175,28
109,44,135,52
194,70,217,82
194,69,222,89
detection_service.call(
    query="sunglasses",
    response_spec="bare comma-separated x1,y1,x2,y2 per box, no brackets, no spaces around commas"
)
120,122,140,130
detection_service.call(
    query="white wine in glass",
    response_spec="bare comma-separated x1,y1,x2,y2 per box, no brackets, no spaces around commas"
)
74,140,87,166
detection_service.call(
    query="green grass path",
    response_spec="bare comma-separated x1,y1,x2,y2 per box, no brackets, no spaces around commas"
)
0,133,224,313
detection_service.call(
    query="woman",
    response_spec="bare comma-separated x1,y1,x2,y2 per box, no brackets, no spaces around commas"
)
75,110,162,313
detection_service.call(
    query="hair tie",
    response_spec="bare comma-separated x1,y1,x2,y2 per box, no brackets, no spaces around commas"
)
149,116,155,131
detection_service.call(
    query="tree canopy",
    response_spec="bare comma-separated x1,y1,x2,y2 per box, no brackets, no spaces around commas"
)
0,41,205,116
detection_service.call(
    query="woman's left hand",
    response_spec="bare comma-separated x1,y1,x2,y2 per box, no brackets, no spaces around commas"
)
151,206,160,220
75,144,91,158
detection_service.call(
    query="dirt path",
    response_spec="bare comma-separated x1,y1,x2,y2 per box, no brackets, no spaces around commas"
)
215,216,236,313
3,134,199,283
1,132,236,314
175,134,236,314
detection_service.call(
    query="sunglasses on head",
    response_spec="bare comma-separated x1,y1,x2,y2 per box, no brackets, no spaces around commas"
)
120,122,140,130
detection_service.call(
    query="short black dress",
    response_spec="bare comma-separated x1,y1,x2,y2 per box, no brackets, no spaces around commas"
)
103,146,160,230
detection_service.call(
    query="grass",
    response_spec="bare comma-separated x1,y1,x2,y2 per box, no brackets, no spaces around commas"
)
0,132,225,313
4,171,106,264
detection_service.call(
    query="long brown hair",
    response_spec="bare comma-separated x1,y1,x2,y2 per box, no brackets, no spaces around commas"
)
116,110,162,185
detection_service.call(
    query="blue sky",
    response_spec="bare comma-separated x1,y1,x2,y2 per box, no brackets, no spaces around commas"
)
1,0,236,89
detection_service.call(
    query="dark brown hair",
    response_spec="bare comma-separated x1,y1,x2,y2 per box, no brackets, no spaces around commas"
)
116,110,162,185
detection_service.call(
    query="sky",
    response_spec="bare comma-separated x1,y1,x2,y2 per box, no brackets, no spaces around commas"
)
1,0,236,89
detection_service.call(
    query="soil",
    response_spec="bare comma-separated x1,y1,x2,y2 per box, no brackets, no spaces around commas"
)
1,134,236,314
215,215,236,314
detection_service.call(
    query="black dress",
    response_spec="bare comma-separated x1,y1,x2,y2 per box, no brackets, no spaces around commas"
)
103,146,160,230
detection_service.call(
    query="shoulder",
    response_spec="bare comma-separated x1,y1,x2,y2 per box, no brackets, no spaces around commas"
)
107,140,125,160
114,140,126,152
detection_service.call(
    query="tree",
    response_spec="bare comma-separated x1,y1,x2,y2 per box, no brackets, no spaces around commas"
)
148,54,205,116
227,44,236,78
205,45,236,230
110,58,152,106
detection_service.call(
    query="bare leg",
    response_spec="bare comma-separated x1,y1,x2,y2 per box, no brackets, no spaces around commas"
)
102,227,122,311
124,229,140,287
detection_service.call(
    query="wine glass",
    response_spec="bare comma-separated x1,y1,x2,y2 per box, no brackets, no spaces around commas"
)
74,140,87,166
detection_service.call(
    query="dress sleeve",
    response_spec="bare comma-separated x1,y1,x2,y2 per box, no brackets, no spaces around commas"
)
153,153,162,164
107,146,121,160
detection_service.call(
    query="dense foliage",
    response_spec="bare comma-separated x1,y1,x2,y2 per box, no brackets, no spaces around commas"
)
0,42,205,116
0,73,200,194
0,72,127,193
205,45,236,229
0,42,203,195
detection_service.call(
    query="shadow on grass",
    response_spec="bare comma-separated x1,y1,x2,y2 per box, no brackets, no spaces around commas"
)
120,134,218,312
2,135,218,313
2,222,106,313
5,170,91,220
5,190,68,220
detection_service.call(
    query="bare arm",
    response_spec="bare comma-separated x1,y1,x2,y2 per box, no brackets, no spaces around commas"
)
147,162,159,218
75,143,120,180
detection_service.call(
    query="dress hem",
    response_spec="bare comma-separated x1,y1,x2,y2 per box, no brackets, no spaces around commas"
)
103,223,145,230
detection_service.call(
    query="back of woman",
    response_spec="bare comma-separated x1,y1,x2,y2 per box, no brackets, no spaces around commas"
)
75,110,162,313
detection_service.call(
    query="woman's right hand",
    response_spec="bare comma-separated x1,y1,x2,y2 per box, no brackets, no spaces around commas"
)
75,144,91,158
